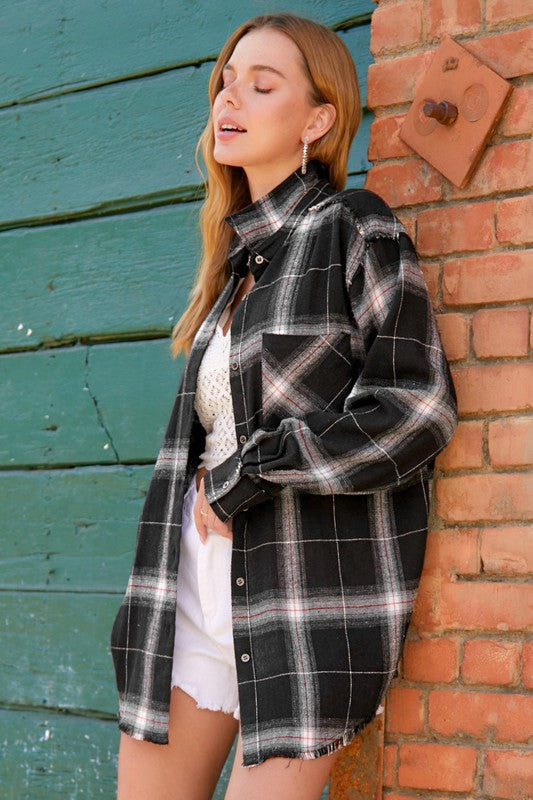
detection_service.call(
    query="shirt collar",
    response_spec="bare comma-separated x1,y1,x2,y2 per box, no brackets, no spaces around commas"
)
225,160,332,274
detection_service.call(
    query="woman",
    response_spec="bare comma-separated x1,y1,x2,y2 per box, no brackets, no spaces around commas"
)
111,12,458,800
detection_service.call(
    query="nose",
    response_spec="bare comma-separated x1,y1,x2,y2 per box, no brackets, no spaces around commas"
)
218,81,240,108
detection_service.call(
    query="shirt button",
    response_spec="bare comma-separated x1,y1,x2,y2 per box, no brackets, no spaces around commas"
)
254,255,264,264
241,653,250,663
231,361,238,370
223,481,229,489
236,577,245,587
239,434,247,444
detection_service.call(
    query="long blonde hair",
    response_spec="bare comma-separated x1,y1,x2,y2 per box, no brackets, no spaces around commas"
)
170,13,361,357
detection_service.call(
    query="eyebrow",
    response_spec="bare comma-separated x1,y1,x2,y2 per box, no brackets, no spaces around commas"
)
222,62,286,80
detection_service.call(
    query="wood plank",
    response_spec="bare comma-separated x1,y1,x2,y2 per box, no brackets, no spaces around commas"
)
0,202,200,351
0,340,182,467
348,110,372,175
0,0,375,106
0,24,371,228
0,709,119,799
1,65,208,227
0,591,120,713
0,113,370,354
341,24,373,109
0,465,152,592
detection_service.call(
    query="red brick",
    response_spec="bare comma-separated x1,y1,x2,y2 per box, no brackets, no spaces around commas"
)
443,251,533,305
451,363,533,414
465,29,533,80
371,0,422,55
428,0,482,38
398,742,477,791
364,159,442,208
402,637,459,682
367,50,434,108
382,795,444,800
435,420,484,470
523,642,533,689
385,687,425,734
481,526,533,575
414,531,480,632
422,528,481,576
437,579,533,631
487,0,533,26
429,689,533,742
497,195,533,245
499,85,533,138
436,473,533,522
449,140,532,201
483,748,533,800
368,115,412,161
419,262,440,306
418,202,495,257
435,313,469,362
472,307,530,358
461,639,521,686
395,211,416,242
383,743,397,787
488,417,533,467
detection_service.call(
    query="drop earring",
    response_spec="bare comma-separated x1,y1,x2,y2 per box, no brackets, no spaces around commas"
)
301,136,309,175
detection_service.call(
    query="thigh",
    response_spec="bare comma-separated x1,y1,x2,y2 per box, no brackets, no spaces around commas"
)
224,732,339,800
117,687,239,800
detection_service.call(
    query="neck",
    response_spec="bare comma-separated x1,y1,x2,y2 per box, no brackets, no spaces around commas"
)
244,155,302,202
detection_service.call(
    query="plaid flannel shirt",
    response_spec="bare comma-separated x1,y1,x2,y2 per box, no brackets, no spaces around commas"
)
110,161,458,766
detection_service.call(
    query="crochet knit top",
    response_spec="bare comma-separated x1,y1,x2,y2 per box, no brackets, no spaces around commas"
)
194,279,244,471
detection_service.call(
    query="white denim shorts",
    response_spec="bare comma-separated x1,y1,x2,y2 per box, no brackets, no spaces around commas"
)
171,474,240,720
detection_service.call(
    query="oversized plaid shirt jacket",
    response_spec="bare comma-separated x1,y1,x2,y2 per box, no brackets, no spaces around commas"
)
110,160,458,766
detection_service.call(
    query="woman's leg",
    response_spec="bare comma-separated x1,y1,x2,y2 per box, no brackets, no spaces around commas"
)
117,686,239,800
224,731,339,800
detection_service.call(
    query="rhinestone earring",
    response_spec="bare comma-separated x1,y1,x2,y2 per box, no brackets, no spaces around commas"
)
301,136,309,174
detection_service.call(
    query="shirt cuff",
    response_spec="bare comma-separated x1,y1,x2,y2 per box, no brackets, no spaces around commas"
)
203,450,282,522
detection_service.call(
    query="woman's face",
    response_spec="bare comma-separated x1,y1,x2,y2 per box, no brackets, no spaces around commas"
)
212,28,327,197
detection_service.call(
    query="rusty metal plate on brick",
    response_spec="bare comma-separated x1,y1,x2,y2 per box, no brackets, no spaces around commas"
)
399,37,513,188
329,710,384,800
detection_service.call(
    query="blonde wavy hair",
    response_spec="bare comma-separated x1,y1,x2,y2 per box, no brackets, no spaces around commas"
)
170,13,362,357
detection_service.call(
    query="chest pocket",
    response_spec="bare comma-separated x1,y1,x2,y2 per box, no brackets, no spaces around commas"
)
261,331,353,427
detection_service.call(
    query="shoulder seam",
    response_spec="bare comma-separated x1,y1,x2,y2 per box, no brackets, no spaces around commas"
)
308,188,408,241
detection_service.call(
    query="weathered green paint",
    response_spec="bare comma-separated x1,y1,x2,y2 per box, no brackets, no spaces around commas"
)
0,340,183,466
0,709,119,800
0,591,118,712
0,203,200,352
0,25,370,229
0,0,374,107
0,466,152,591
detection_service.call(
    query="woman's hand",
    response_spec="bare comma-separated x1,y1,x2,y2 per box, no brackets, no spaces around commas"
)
193,472,233,544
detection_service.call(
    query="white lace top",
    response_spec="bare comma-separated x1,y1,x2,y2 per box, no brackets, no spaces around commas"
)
194,280,244,471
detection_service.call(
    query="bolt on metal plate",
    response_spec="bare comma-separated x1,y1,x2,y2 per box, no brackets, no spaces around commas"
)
399,37,513,188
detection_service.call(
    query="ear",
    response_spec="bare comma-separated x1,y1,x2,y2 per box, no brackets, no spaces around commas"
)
303,103,337,144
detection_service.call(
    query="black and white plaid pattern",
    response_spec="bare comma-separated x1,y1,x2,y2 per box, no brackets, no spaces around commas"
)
110,161,458,766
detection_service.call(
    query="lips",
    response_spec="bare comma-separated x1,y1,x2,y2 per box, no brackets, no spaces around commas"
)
217,115,247,133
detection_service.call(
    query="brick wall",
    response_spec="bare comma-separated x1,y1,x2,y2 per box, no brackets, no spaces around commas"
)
365,1,533,798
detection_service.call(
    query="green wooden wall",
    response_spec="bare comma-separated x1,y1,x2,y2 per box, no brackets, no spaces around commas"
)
0,1,374,796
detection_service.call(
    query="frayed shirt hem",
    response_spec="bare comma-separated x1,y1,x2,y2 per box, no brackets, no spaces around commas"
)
240,703,385,768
